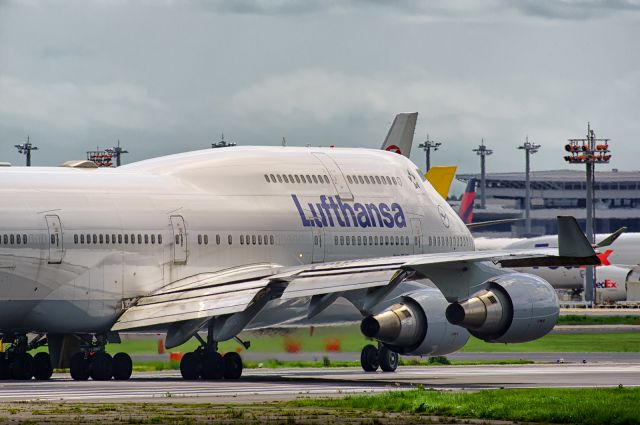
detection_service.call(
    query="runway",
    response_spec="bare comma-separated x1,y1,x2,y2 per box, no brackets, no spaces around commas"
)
1,363,638,403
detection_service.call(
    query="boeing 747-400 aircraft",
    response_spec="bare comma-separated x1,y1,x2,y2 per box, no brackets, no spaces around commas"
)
0,139,599,382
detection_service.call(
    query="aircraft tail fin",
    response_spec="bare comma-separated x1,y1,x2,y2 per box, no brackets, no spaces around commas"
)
458,179,476,224
424,166,457,199
380,112,417,158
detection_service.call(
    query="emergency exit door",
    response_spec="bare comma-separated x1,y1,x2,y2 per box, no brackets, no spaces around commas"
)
45,215,64,264
170,215,187,264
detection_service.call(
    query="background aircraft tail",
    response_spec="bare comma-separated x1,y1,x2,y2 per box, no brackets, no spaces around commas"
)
380,112,417,158
424,166,457,199
458,179,476,224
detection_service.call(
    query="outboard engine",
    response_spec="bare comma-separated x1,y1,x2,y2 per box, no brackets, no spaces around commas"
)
360,286,469,356
445,273,559,343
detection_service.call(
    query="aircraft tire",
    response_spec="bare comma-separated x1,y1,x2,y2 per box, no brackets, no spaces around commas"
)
33,352,53,380
70,352,90,381
90,352,113,381
0,355,11,380
378,346,398,372
11,353,33,380
112,352,133,381
223,352,243,379
201,351,224,380
360,344,379,372
180,352,200,380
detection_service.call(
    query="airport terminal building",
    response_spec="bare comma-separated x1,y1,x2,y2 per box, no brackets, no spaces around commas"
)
456,169,640,237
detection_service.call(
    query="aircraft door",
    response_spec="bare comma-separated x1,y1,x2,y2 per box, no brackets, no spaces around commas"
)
411,218,423,254
312,153,354,201
312,227,325,263
170,215,187,264
45,215,64,264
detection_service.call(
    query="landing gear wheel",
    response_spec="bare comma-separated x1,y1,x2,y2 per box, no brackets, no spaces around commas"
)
70,352,90,381
223,352,243,379
360,344,379,372
180,352,200,380
11,353,33,380
201,351,224,380
90,352,113,381
33,352,53,380
0,355,10,380
378,346,398,372
112,352,133,381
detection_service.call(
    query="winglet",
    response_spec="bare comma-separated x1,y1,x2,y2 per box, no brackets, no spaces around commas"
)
380,112,418,158
557,216,597,258
595,227,627,248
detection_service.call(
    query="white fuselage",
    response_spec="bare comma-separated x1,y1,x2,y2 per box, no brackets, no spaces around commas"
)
0,147,473,334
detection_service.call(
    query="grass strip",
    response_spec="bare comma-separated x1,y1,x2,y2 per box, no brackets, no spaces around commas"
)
289,387,640,425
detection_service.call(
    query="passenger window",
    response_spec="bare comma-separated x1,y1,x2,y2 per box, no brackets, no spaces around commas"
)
277,175,283,183
390,236,394,245
357,236,362,245
283,175,289,183
334,236,338,245
306,174,312,183
99,234,103,244
252,235,256,245
364,176,370,184
270,174,276,182
216,234,220,245
74,234,78,244
131,234,135,244
81,234,85,244
295,175,301,183
347,175,353,184
3,235,6,244
204,235,208,245
374,236,378,245
124,234,128,244
346,236,350,246
363,236,367,246
269,235,274,245
228,235,233,245
375,176,381,184
397,177,402,186
138,234,142,244
10,234,15,244
118,234,122,244
386,176,393,185
16,235,21,244
406,236,409,245
340,236,344,245
144,234,149,244
395,236,400,245
258,235,263,245
314,235,318,246
198,234,202,245
158,234,162,244
392,177,397,185
301,175,307,183
264,174,270,182
357,176,363,184
240,235,244,245
323,175,330,184
289,174,295,183
105,234,110,244
312,175,318,184
93,234,97,244
151,234,156,244
351,236,356,245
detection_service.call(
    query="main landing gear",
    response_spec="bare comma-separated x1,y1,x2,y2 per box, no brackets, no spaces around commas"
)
0,334,53,380
69,334,133,381
360,344,398,372
179,332,244,380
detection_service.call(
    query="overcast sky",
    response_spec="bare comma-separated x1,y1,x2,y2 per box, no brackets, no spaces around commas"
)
1,0,639,192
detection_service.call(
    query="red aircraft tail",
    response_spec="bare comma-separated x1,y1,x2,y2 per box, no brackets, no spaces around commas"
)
458,179,476,224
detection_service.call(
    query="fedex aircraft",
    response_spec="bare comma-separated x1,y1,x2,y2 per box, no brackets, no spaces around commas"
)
0,128,598,383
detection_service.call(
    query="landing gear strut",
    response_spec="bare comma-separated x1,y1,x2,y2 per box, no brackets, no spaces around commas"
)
360,344,398,373
179,326,244,380
69,334,132,381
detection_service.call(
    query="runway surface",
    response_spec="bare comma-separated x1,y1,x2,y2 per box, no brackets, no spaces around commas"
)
1,363,638,403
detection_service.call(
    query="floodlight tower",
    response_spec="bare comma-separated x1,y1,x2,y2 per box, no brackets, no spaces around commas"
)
563,123,611,304
473,139,493,209
518,137,541,235
14,136,38,166
418,134,442,172
105,140,129,167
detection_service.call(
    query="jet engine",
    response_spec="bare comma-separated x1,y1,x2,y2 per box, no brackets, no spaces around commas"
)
595,266,631,303
445,273,559,343
360,286,470,356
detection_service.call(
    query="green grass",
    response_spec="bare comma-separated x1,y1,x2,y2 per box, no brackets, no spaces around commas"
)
109,328,640,356
558,315,640,325
289,387,640,425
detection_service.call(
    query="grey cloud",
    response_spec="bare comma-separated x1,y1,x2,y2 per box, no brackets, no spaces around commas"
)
514,0,640,19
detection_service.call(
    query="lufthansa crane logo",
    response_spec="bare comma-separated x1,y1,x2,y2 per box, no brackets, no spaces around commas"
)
437,205,450,228
385,144,402,154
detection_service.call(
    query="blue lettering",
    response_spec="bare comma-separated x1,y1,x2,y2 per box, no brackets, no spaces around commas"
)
379,204,393,228
292,195,313,227
391,203,406,228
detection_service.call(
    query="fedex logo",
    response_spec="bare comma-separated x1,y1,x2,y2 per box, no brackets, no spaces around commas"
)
533,250,613,270
292,194,406,229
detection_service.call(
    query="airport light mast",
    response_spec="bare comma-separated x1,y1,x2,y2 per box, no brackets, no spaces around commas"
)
418,134,442,172
473,139,493,209
564,123,611,304
105,140,128,167
518,137,540,236
14,136,38,166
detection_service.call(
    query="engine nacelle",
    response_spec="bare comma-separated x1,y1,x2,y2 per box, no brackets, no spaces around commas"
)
360,287,470,356
445,273,559,343
595,266,630,303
